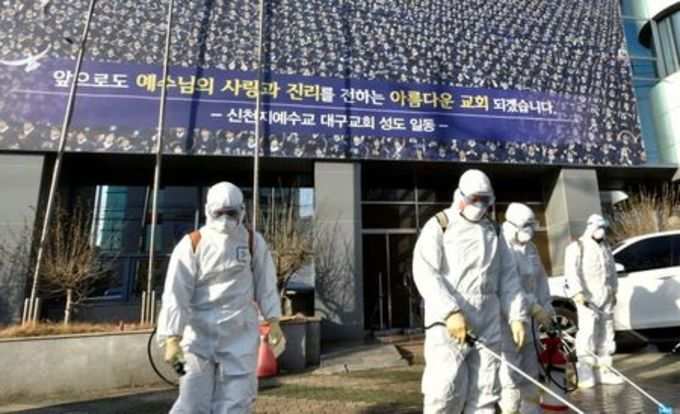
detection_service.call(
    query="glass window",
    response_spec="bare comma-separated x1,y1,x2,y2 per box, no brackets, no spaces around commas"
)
658,18,680,75
615,236,672,273
417,203,450,227
673,13,680,58
620,0,636,17
363,204,417,229
363,187,415,203
634,79,660,162
417,188,452,204
671,235,680,266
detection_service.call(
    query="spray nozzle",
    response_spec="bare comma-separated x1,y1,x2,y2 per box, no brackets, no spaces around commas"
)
173,360,186,377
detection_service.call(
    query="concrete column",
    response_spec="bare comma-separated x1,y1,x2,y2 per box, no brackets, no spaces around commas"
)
0,154,45,325
313,162,364,341
545,169,602,275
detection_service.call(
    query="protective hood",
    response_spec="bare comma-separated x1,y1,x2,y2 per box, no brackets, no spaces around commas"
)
453,169,495,222
583,213,608,240
205,181,245,233
503,202,536,244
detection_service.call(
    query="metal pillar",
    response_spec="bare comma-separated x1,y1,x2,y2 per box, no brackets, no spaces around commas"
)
144,0,175,324
25,0,97,324
251,0,267,233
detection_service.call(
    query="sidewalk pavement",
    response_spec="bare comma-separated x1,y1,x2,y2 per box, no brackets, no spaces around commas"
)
2,341,679,414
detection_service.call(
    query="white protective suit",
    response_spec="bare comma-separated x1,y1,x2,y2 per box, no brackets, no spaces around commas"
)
157,182,281,413
564,214,620,387
499,203,555,414
412,170,527,414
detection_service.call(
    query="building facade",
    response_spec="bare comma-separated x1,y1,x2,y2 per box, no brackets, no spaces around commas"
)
0,0,678,340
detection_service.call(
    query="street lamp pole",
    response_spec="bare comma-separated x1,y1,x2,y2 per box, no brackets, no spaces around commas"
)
144,0,175,324
25,0,98,324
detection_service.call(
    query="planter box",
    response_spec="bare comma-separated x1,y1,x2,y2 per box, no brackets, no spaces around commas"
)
279,317,321,372
0,330,168,404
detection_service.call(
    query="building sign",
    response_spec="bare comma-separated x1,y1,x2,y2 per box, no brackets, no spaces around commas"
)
0,0,645,165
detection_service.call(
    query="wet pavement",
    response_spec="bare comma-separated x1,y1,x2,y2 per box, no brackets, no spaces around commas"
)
2,349,679,413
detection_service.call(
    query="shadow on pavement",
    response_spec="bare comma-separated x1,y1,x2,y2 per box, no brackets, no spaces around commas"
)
8,390,176,414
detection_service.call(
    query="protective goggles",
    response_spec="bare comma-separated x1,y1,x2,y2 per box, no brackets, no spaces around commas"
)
508,220,537,232
460,190,495,207
211,207,242,219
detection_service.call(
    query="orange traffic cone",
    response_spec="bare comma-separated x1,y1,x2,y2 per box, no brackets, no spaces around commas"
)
256,323,278,378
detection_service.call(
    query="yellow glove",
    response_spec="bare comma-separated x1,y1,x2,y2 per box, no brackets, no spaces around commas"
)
164,336,184,365
445,311,467,344
531,303,553,327
267,319,287,358
573,292,586,306
510,320,525,350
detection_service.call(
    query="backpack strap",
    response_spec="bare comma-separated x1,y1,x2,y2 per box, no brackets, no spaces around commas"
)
492,221,501,236
189,230,202,252
435,211,449,233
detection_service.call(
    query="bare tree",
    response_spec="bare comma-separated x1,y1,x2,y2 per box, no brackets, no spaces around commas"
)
312,220,356,323
260,191,314,311
39,200,113,324
608,185,680,242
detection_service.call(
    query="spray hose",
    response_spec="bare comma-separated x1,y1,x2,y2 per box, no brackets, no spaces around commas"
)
465,332,586,414
531,317,579,394
147,326,180,387
423,321,586,413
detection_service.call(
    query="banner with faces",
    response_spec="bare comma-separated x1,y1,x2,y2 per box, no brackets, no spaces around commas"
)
0,0,645,165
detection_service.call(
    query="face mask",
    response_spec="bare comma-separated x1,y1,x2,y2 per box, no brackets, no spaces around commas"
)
209,215,239,234
462,202,487,222
517,228,534,244
592,228,606,241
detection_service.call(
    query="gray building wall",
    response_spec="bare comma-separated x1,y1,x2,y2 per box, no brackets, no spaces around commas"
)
545,169,602,275
313,162,364,341
0,154,45,325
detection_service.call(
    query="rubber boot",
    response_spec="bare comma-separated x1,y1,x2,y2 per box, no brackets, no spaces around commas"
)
576,357,596,389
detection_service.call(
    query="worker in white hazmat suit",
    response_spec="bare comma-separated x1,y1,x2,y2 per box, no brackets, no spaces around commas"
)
499,203,555,414
412,169,528,414
564,213,622,388
157,181,284,413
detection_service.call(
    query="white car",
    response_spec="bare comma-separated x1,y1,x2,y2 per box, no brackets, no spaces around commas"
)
548,230,680,351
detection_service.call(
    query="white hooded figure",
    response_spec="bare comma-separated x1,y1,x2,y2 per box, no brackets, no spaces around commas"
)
157,181,284,413
499,203,555,414
564,214,622,388
412,169,527,414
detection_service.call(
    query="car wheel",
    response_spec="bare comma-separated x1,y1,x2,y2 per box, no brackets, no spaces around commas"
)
553,306,578,353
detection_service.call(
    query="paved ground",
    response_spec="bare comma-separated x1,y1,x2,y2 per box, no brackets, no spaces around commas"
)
3,345,680,414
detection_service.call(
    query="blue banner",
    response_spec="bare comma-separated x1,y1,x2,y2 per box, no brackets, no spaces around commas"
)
0,0,646,165
7,58,582,143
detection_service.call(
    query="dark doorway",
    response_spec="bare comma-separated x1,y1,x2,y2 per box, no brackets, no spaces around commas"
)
363,231,419,331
